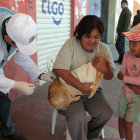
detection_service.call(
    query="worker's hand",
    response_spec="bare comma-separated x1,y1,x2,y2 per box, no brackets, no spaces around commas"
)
13,81,35,95
39,72,56,82
117,71,124,80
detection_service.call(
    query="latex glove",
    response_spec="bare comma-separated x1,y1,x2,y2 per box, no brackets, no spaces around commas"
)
13,81,35,95
40,72,56,82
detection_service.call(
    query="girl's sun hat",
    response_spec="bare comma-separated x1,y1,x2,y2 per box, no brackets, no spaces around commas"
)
121,23,140,41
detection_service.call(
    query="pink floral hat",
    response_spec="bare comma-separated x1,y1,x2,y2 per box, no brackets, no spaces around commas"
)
121,23,140,41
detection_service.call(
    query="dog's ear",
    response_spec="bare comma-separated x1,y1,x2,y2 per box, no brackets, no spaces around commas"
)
92,53,102,63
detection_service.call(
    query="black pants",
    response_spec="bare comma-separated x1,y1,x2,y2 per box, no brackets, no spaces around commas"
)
0,92,15,135
115,33,125,62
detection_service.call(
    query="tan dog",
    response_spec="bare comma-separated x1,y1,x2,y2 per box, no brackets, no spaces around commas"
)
48,54,111,110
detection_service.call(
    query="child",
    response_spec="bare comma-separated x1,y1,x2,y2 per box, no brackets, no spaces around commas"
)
117,23,140,140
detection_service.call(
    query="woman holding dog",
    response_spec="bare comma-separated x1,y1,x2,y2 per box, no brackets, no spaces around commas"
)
53,15,115,140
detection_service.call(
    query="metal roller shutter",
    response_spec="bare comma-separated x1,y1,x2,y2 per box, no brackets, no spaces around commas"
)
36,0,71,73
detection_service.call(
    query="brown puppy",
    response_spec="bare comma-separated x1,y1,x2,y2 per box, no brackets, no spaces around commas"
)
48,54,110,109
48,79,81,109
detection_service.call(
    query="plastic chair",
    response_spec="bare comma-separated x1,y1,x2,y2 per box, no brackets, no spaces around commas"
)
46,56,57,135
52,108,57,135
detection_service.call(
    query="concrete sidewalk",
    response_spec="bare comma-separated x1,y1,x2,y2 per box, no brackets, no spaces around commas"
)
1,41,140,140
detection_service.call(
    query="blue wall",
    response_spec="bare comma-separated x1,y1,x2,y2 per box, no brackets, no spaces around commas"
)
89,0,101,17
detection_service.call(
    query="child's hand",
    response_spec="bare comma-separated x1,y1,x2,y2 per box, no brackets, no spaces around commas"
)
117,71,124,80
126,83,134,89
126,83,140,95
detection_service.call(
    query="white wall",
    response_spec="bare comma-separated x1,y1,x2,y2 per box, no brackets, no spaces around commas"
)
107,0,116,44
135,0,140,5
107,0,134,44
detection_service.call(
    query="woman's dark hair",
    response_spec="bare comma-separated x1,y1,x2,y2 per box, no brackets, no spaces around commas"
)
2,17,16,49
74,15,105,40
121,0,128,4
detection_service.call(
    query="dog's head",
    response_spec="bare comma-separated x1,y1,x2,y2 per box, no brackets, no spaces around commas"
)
92,53,111,69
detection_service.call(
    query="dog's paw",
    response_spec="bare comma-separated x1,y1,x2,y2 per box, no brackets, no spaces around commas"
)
88,87,97,98
88,94,94,99
70,96,80,103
